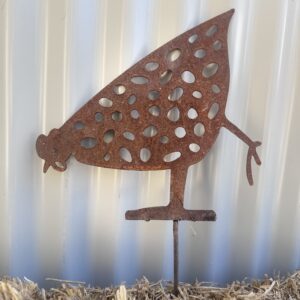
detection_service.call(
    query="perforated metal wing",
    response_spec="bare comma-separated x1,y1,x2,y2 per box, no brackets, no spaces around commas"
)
36,10,236,174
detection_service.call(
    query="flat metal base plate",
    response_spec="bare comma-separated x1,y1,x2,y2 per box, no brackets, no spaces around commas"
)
126,206,216,221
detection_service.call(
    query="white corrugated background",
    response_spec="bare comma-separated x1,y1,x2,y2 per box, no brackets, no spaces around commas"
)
0,0,300,288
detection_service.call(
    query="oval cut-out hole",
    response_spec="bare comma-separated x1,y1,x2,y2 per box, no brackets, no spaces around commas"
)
143,125,158,137
112,111,122,121
128,95,136,105
167,48,181,62
160,136,169,144
168,87,183,101
104,153,110,161
130,110,140,119
206,24,218,37
113,84,126,95
192,91,202,99
175,127,186,138
99,97,113,107
212,84,221,94
202,63,219,78
208,103,220,119
131,76,149,85
80,137,97,149
194,49,206,59
74,121,85,130
140,148,151,162
103,129,115,143
123,131,135,141
145,62,159,71
181,71,195,83
189,143,200,153
163,152,181,162
160,70,173,85
194,123,205,137
213,40,222,51
148,105,160,117
148,90,160,100
95,112,104,122
188,34,198,44
167,107,180,122
119,147,132,162
187,108,198,119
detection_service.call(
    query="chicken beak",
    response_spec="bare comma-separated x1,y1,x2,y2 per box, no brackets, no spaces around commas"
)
43,161,51,173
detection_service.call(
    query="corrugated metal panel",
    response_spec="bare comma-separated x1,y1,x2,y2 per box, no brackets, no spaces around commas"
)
0,0,300,287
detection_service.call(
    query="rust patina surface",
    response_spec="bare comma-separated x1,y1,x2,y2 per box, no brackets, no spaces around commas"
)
36,9,261,222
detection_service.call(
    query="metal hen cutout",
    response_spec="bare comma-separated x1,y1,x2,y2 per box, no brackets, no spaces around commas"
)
36,9,261,293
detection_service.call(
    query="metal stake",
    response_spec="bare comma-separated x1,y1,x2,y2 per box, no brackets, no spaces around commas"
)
173,220,179,296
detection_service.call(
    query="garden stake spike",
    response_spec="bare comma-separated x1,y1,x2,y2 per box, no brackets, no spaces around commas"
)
36,9,261,295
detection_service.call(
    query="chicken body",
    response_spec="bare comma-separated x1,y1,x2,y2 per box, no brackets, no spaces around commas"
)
54,11,232,172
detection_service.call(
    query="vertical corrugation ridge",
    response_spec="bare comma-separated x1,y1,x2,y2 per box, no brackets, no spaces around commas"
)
252,0,292,276
5,0,12,276
61,0,72,281
268,0,300,273
0,0,11,276
89,0,107,286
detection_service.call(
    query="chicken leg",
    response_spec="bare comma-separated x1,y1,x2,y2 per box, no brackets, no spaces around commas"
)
125,167,216,221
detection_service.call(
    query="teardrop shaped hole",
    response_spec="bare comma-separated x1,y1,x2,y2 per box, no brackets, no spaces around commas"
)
175,127,186,138
188,34,198,44
143,125,158,137
181,71,195,83
74,121,85,130
111,111,122,121
167,107,180,122
194,49,206,59
104,153,110,161
123,131,135,141
213,40,222,51
99,97,113,107
211,84,221,94
194,123,205,137
148,90,160,100
148,105,160,117
187,108,198,119
145,62,159,71
208,103,220,119
160,136,169,144
119,147,132,162
206,24,218,37
80,137,97,149
95,112,104,122
128,95,137,105
131,76,149,85
160,70,173,85
192,91,202,99
140,148,151,162
189,143,200,153
167,48,181,62
163,152,181,162
113,84,126,95
103,129,115,143
202,63,219,78
168,87,183,101
130,110,140,119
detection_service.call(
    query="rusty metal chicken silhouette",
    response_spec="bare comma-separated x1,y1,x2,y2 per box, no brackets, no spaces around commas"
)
36,9,261,294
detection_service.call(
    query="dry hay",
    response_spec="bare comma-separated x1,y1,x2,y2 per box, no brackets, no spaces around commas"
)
1,271,300,299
